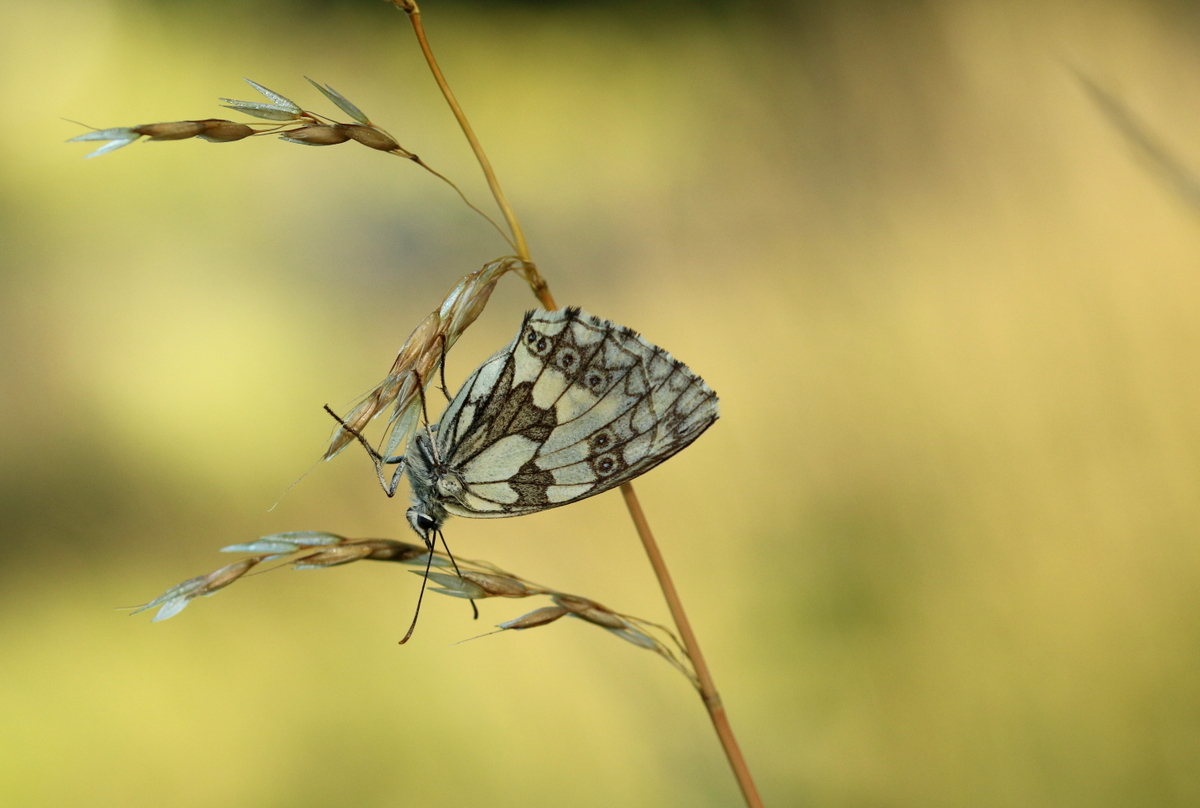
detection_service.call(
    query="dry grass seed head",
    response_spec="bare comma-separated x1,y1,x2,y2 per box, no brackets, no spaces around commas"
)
133,532,699,687
70,78,407,159
324,256,530,462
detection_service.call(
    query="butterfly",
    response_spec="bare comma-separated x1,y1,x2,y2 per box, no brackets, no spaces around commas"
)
368,307,720,544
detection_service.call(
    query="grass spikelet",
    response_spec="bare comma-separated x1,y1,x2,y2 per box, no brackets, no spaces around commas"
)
134,532,699,687
322,256,529,475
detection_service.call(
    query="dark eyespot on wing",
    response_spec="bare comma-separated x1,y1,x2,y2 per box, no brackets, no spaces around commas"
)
589,430,613,452
590,451,626,477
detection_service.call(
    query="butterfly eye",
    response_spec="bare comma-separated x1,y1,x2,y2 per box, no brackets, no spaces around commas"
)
525,332,552,356
407,508,437,534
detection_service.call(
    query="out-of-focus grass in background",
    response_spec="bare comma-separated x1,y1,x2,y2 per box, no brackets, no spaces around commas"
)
3,0,1200,805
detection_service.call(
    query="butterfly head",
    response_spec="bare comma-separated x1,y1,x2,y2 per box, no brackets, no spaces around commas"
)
406,506,442,546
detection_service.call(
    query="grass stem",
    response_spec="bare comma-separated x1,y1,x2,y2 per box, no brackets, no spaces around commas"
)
397,3,763,804
400,2,533,267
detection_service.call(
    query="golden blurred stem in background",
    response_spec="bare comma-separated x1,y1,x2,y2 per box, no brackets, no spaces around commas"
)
399,3,764,806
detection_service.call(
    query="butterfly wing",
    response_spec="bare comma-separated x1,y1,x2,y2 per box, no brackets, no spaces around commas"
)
434,308,719,518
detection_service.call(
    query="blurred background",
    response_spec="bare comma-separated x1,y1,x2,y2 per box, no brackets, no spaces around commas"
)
3,0,1200,805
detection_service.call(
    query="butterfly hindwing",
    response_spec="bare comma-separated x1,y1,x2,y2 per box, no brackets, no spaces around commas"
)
431,308,719,519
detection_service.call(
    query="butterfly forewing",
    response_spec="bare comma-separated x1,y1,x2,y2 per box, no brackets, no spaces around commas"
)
427,308,718,519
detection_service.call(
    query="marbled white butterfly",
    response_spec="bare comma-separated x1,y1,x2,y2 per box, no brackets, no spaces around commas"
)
392,307,719,543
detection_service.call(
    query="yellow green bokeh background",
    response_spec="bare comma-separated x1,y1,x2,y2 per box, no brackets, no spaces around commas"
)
4,0,1200,805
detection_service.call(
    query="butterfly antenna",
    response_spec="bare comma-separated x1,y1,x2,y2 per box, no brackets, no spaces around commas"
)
438,529,480,620
400,538,436,644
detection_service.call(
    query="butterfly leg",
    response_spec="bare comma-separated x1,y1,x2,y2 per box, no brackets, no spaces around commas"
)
435,332,452,403
409,370,446,466
400,530,477,643
323,404,407,497
435,529,480,620
380,455,407,498
411,369,432,427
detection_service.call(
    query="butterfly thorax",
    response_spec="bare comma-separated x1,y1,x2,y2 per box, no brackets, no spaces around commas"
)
404,428,460,539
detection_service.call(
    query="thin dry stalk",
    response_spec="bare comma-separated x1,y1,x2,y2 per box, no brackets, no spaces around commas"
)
392,4,763,805
391,0,549,305
622,485,762,807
